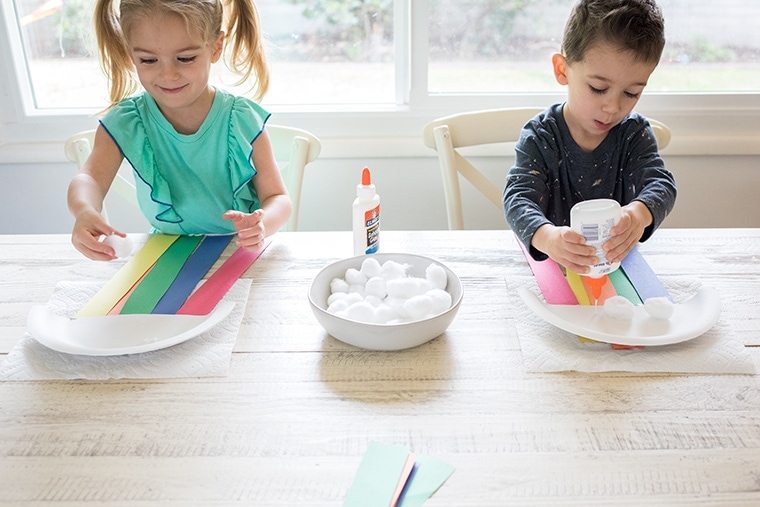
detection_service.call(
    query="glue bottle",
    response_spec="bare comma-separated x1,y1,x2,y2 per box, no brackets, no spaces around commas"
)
353,166,380,256
570,199,622,302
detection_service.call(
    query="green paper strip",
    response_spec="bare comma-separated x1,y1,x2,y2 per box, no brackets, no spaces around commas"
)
609,268,643,305
120,235,204,315
76,234,179,317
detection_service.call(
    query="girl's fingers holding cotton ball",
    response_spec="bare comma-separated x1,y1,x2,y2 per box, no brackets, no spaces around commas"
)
102,234,133,258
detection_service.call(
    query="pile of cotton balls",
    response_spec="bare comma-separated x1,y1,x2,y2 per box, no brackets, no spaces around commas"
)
326,257,452,324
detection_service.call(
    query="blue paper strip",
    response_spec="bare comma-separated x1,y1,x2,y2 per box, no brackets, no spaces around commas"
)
152,235,233,314
621,246,672,302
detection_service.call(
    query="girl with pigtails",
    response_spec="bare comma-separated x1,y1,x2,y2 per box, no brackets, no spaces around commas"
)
68,0,291,260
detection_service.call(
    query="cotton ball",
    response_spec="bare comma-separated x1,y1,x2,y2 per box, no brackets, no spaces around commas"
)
404,294,434,321
348,285,366,298
103,234,133,258
341,292,364,307
345,301,376,323
380,260,408,281
386,278,418,299
603,296,635,320
374,304,398,324
385,297,410,319
365,276,387,299
427,289,452,314
327,292,349,306
360,257,382,278
644,297,674,320
425,263,448,290
364,295,384,307
344,268,368,287
327,298,350,314
330,277,350,294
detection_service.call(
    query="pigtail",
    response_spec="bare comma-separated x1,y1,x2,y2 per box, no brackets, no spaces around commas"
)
94,0,138,111
223,0,270,102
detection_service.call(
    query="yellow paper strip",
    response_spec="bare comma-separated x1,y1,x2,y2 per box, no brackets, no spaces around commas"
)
76,234,179,317
566,270,591,306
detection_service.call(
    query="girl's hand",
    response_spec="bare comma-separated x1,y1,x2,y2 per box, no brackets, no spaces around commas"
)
532,223,597,274
604,201,653,263
71,210,126,261
223,209,267,251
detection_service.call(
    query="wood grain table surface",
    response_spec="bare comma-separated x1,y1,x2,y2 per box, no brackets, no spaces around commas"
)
1,229,759,506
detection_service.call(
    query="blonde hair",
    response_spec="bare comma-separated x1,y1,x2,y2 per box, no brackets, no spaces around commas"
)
94,0,269,110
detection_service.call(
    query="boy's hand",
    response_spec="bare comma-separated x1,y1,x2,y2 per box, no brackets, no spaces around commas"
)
71,210,124,261
604,201,653,263
223,209,267,251
532,223,598,274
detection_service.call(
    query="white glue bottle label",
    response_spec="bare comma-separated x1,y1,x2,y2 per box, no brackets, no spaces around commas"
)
353,167,380,256
570,199,621,277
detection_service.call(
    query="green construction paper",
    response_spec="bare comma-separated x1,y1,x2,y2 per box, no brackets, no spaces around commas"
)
343,441,411,507
120,235,204,314
609,268,643,305
397,454,456,507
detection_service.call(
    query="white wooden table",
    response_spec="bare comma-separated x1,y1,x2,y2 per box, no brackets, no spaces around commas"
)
1,229,759,506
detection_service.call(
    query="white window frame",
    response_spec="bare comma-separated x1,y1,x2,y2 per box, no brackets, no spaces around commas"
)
1,0,759,161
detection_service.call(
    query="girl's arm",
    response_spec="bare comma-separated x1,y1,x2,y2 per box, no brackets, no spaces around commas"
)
223,129,292,251
67,125,127,260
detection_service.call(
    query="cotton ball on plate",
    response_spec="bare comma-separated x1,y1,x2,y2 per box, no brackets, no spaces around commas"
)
103,234,133,258
644,297,674,320
426,263,448,290
603,296,635,320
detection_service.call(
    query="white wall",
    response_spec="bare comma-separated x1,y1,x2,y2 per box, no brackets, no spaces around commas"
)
0,150,758,235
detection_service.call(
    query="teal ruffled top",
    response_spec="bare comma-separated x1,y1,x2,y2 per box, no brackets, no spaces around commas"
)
100,89,270,235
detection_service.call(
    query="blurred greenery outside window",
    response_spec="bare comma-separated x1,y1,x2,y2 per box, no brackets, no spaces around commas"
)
9,0,760,111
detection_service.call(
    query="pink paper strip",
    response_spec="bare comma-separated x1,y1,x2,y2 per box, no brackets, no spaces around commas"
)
176,239,271,316
516,235,578,305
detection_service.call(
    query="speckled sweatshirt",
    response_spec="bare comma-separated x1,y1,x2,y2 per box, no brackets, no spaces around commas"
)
503,103,677,261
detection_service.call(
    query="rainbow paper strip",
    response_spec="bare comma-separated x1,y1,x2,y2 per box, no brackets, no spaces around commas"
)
119,235,204,315
516,238,578,305
76,234,179,317
177,239,271,316
621,246,672,302
152,235,233,314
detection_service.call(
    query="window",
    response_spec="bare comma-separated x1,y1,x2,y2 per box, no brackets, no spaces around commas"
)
7,0,760,113
1,0,759,158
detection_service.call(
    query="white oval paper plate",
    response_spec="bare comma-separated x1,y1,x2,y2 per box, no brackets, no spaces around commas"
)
518,286,721,347
26,302,235,356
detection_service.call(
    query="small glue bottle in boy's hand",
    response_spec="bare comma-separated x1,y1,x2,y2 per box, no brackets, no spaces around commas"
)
570,199,622,305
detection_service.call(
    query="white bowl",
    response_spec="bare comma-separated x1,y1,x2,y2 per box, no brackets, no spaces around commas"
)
308,253,463,351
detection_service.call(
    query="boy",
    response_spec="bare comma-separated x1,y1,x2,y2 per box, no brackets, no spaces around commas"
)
503,0,677,275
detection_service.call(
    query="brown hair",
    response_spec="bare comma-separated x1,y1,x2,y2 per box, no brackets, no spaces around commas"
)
94,0,269,110
561,0,665,65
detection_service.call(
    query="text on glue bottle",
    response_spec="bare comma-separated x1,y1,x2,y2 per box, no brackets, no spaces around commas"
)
353,167,380,256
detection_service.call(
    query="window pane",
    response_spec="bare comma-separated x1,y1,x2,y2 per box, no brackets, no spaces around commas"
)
12,0,395,109
428,0,760,94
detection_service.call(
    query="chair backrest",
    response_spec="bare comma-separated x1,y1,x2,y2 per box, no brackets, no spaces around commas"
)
422,107,544,230
422,108,672,230
64,124,321,231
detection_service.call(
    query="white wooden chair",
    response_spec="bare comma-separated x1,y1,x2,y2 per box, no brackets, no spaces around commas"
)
422,108,671,230
64,124,321,231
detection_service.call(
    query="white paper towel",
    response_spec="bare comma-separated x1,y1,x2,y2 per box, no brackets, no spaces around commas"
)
0,279,250,380
508,275,756,374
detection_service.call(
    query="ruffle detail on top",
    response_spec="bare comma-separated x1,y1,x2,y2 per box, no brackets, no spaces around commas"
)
226,97,270,215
